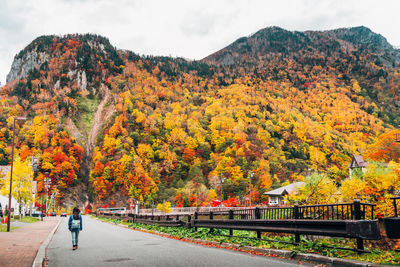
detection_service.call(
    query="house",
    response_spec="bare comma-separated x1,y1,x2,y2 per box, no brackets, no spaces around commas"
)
264,182,305,206
348,155,368,178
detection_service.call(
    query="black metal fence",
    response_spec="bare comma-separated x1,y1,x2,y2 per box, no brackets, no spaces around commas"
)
194,200,375,221
98,200,379,252
383,196,400,239
298,202,375,220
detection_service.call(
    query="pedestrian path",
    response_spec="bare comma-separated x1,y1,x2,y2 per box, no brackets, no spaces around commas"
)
0,217,60,267
48,216,305,267
10,220,30,227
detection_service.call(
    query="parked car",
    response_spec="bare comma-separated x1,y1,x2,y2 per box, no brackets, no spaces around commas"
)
41,212,46,217
32,211,41,217
50,212,57,216
61,212,67,217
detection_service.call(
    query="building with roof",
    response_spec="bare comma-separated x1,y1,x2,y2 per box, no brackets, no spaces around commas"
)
263,182,305,206
348,155,368,178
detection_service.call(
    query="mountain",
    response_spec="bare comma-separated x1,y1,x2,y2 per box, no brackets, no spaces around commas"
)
204,26,400,126
0,26,398,208
7,34,123,84
203,26,400,66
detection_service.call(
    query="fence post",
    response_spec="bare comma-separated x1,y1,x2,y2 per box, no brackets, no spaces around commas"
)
209,211,214,233
354,199,364,252
294,204,300,243
255,207,261,238
194,212,198,231
229,209,234,236
188,214,192,229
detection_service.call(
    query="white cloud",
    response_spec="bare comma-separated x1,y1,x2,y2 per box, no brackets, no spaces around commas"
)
0,0,399,84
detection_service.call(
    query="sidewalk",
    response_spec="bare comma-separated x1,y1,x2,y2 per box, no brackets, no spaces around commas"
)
0,217,60,267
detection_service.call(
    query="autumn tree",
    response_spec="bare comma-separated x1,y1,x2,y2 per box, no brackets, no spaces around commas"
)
0,157,34,215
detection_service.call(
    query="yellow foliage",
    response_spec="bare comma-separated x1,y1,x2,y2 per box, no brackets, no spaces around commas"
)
206,189,218,202
185,136,198,150
0,157,34,205
156,201,172,213
289,173,338,205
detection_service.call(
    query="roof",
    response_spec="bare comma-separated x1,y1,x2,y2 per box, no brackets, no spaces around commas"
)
347,155,368,168
264,182,305,196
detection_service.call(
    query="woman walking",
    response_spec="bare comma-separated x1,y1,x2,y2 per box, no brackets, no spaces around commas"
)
68,207,83,250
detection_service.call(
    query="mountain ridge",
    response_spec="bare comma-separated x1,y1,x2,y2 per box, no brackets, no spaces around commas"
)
1,26,399,207
202,26,400,66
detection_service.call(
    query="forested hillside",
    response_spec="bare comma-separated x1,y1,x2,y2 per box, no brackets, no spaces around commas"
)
1,26,399,208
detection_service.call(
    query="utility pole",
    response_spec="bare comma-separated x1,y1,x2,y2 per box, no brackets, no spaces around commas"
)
51,186,57,213
44,176,51,214
42,171,50,221
7,117,26,232
248,171,254,207
220,176,225,201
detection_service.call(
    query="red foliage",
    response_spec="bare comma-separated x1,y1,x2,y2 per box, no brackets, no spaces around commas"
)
210,199,222,207
35,201,42,208
183,148,196,163
222,198,239,207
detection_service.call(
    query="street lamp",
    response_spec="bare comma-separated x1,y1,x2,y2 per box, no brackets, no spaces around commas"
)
248,171,254,207
7,116,26,232
41,171,50,221
44,174,51,214
30,157,38,217
51,186,57,213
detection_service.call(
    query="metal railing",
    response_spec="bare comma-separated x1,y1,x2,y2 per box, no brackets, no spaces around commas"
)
390,196,400,217
136,206,247,215
99,199,379,253
100,200,375,221
298,202,375,220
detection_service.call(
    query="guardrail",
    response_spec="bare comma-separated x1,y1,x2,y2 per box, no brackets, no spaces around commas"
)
383,196,400,239
135,201,375,220
98,200,378,252
137,206,248,215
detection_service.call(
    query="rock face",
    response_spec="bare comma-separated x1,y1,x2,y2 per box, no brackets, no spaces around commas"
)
76,70,88,92
6,51,49,83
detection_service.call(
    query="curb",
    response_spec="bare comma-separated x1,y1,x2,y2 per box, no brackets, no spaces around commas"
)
32,218,62,267
96,217,392,267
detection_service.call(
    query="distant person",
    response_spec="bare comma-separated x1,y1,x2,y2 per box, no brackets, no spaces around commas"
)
68,207,83,250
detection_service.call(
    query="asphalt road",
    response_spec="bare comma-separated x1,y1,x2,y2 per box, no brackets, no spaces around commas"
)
48,216,308,267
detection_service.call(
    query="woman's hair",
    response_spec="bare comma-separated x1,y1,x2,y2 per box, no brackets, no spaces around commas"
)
73,207,80,214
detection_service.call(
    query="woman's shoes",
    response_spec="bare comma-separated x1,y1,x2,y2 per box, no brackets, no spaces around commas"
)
72,245,77,250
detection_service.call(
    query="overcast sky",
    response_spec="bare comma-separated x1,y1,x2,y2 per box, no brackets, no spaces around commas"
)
0,0,399,84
